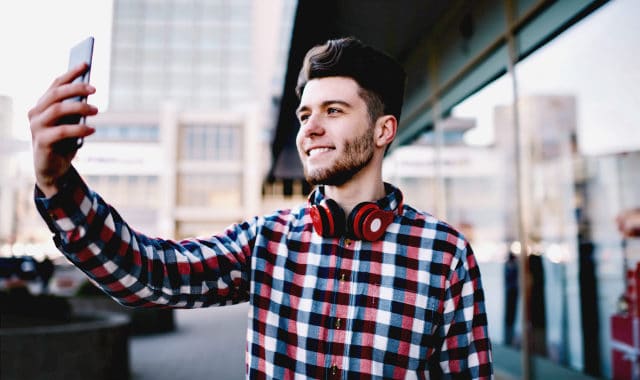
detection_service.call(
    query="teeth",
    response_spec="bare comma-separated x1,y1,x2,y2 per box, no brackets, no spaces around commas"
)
308,148,331,157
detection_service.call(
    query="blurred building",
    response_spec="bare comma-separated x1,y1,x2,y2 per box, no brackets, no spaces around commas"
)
0,95,16,243
383,92,640,376
0,96,39,258
382,116,504,248
77,0,297,239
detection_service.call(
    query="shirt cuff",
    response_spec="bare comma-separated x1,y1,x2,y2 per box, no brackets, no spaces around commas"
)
34,166,90,236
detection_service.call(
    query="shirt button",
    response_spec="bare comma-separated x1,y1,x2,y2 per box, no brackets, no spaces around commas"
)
344,238,352,246
335,318,341,329
340,273,346,282
331,364,339,376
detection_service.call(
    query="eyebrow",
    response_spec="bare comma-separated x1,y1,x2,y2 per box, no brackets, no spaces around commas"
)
296,100,352,115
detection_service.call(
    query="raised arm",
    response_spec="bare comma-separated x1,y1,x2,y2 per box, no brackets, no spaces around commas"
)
35,168,257,308
30,66,257,308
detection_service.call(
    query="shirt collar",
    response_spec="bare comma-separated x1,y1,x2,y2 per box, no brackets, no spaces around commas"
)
309,182,404,215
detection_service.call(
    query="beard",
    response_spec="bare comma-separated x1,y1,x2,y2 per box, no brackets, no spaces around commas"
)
303,127,374,186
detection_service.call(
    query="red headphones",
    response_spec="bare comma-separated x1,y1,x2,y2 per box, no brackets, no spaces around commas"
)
309,197,397,241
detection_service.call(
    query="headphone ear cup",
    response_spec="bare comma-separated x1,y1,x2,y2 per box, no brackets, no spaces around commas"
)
311,199,346,237
310,205,329,237
349,202,394,241
348,203,377,240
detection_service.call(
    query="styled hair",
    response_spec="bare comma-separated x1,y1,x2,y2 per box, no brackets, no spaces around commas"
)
296,37,406,123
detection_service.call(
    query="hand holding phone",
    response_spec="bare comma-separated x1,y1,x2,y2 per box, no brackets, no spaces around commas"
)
53,36,94,154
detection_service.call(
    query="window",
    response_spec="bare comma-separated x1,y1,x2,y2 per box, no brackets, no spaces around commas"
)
384,0,640,377
511,0,640,375
180,123,241,161
177,174,242,208
92,124,159,142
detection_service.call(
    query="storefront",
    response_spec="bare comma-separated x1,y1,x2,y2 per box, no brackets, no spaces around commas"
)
274,0,639,378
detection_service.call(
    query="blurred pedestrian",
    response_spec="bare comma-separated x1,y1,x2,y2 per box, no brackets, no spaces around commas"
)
504,251,518,346
36,257,55,294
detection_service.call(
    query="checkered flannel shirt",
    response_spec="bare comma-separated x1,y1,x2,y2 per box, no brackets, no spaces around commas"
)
35,167,493,379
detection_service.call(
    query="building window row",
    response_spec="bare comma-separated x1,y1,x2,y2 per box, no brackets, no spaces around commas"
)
177,173,242,207
180,123,242,161
93,124,160,142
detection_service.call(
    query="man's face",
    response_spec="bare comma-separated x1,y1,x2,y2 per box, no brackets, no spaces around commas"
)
295,77,375,186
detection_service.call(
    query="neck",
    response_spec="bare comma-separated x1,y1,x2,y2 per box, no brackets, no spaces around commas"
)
323,163,386,216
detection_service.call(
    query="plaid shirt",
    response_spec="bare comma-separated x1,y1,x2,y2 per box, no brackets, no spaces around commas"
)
36,168,492,379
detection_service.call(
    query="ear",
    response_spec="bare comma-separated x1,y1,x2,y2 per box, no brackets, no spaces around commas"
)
374,115,397,149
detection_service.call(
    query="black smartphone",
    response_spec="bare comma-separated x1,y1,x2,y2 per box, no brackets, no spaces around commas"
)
54,36,94,154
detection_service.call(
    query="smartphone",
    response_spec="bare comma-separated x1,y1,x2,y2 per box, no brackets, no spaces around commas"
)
54,36,94,154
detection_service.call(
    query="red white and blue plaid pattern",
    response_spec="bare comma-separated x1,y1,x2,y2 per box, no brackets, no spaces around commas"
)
35,168,493,379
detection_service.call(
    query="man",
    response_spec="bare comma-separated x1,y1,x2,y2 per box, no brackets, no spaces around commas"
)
29,37,493,379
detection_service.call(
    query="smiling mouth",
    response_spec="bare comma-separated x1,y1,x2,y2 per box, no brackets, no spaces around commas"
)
307,147,333,157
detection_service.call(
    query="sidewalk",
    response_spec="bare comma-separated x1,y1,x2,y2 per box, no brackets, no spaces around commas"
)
130,304,249,380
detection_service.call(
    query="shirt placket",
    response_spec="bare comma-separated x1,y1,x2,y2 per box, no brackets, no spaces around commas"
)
326,237,355,379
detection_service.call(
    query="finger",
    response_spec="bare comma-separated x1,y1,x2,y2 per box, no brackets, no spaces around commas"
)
28,83,96,121
49,62,89,89
31,101,98,130
33,123,96,151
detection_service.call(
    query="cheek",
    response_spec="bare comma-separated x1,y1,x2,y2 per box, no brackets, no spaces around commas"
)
295,130,305,154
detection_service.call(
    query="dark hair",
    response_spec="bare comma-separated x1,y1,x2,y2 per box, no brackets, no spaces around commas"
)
296,37,406,123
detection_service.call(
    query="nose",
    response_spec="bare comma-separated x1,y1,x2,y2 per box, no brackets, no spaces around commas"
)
299,114,324,138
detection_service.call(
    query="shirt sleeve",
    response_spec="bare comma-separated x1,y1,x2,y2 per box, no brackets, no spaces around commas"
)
34,166,258,308
437,241,494,379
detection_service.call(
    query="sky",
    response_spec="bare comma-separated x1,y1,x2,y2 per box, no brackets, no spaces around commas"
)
0,0,113,141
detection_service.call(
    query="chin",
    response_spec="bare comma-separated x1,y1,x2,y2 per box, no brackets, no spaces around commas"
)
304,168,354,187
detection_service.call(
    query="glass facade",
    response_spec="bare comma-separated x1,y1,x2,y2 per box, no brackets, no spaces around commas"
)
92,124,159,142
91,0,298,245
176,123,243,211
384,0,640,377
511,1,640,375
179,123,242,161
85,175,160,208
84,174,161,235
109,0,253,112
177,173,242,208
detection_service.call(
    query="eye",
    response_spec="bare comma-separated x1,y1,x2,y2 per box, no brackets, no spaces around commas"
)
327,107,342,115
298,113,309,123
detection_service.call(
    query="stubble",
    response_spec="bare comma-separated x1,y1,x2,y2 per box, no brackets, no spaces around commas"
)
303,127,374,186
